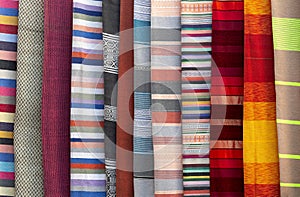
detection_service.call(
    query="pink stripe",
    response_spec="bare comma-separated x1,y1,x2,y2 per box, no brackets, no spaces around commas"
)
0,145,14,153
0,87,16,96
0,0,19,9
0,51,17,61
0,172,15,180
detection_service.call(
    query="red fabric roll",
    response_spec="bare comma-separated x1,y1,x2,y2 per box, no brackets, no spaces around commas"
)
116,0,134,196
42,0,73,196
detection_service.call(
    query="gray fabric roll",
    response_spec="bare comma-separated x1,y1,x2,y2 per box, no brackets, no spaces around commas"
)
14,0,44,196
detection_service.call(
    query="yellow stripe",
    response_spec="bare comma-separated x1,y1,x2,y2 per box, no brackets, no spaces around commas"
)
0,112,15,123
277,119,300,125
184,176,209,179
0,131,13,139
280,183,300,188
275,81,300,87
0,15,18,26
279,154,300,160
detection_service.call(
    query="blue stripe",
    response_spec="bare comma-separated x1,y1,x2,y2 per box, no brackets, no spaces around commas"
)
0,79,16,88
73,30,102,39
71,191,106,197
182,114,211,119
71,158,104,164
0,122,14,131
0,33,17,43
71,103,104,109
0,162,14,172
0,153,14,162
72,58,103,66
0,8,18,16
73,8,102,17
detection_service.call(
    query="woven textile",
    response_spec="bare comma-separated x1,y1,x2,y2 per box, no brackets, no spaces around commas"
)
14,0,44,196
116,0,134,196
70,0,105,196
181,1,212,196
103,0,120,196
210,0,244,196
272,0,300,195
133,0,154,196
151,0,183,196
0,0,18,196
42,0,72,196
243,0,280,196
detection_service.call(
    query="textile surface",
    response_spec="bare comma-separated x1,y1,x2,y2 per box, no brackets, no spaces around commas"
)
272,0,300,195
243,0,280,196
42,0,73,196
151,0,183,196
116,0,134,196
210,0,244,196
70,0,106,196
14,0,44,196
133,0,154,196
0,0,18,196
181,0,212,196
103,0,120,196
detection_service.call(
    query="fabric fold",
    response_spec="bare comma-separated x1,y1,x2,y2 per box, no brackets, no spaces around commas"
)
70,0,106,196
133,0,154,196
42,0,73,196
181,0,212,196
14,0,44,195
103,0,120,196
243,0,280,196
210,0,245,196
272,0,300,196
151,0,183,195
0,0,18,196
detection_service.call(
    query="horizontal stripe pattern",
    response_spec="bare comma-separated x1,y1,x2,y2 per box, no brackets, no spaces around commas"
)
0,0,17,196
71,0,106,196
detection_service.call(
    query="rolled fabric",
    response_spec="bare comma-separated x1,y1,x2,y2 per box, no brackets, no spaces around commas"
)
243,0,280,196
0,0,18,196
70,0,106,196
116,0,134,196
42,0,73,196
151,0,183,196
133,0,154,196
13,0,44,196
210,0,244,196
181,0,212,196
271,0,300,196
103,0,120,196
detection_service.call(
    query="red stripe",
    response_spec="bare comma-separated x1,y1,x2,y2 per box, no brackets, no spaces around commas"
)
0,104,15,113
0,0,19,8
0,24,18,34
210,149,243,159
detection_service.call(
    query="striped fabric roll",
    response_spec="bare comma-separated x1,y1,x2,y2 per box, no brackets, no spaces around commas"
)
70,0,106,196
210,0,244,196
181,0,212,196
133,0,154,196
0,0,18,196
243,0,280,196
103,0,120,196
14,0,44,195
272,0,300,195
151,0,183,196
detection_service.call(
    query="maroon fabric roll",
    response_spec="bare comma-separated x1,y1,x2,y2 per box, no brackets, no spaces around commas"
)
42,0,73,196
116,0,134,196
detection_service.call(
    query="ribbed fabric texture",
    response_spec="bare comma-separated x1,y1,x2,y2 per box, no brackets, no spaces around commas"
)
181,1,212,196
70,0,106,196
0,0,18,196
14,0,44,196
243,0,280,196
116,0,134,196
210,0,244,196
151,0,183,196
272,0,300,196
42,0,73,196
133,0,154,196
103,0,120,196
